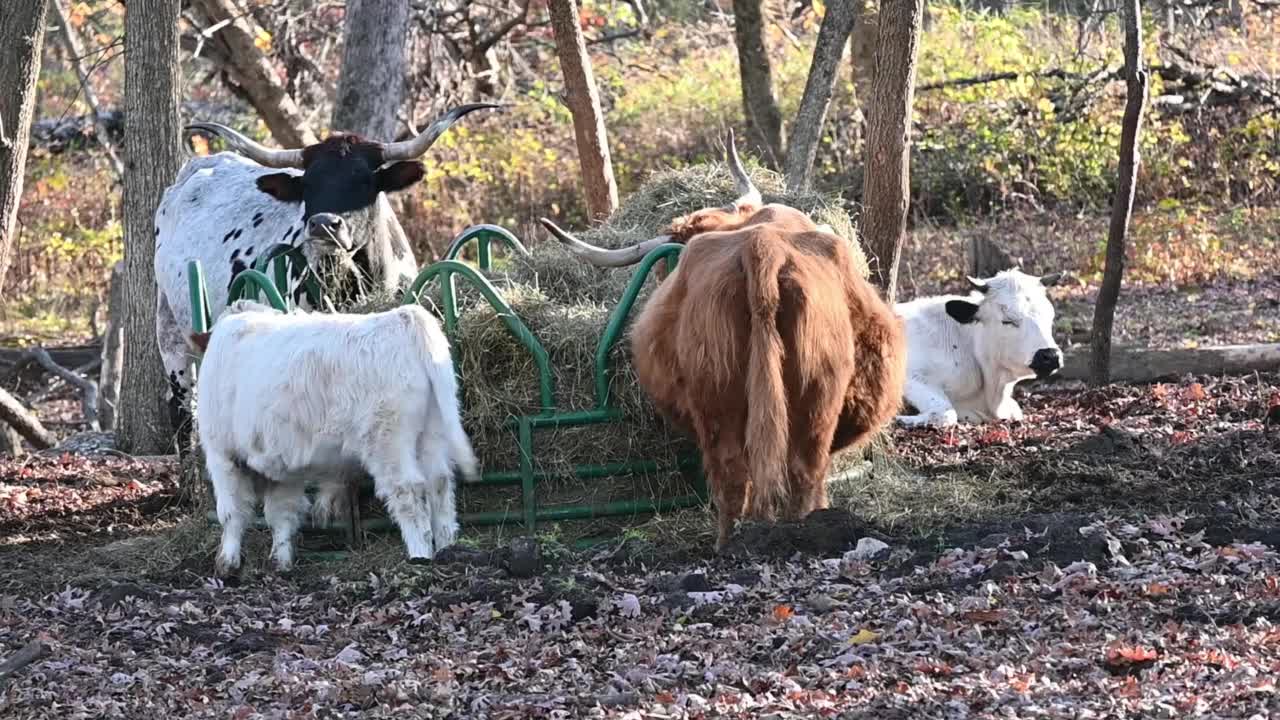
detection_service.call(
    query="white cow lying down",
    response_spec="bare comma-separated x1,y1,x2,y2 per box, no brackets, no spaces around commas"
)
191,299,478,575
894,269,1065,427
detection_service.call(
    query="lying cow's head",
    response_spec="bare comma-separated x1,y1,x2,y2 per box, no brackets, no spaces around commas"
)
945,269,1066,379
186,103,499,260
538,129,783,268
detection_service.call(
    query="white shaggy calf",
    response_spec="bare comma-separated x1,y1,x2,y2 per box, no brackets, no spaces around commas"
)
192,300,478,575
894,269,1065,427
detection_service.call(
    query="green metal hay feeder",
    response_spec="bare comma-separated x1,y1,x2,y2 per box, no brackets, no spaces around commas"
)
189,224,707,546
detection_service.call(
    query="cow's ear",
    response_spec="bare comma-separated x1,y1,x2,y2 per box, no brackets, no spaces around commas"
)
945,300,981,324
189,332,212,353
375,161,425,194
256,173,304,202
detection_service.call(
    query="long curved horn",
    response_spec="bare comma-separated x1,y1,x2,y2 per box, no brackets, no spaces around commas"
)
185,122,306,168
539,218,671,268
381,103,503,162
966,276,990,293
724,127,762,210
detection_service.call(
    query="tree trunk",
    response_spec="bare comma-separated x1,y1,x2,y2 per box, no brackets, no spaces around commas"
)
732,0,786,169
548,0,620,222
118,0,182,455
0,0,50,295
0,387,56,450
860,0,924,303
50,0,124,178
1089,0,1148,386
849,0,877,104
784,0,859,192
330,0,410,141
99,260,124,432
0,421,21,457
186,0,317,147
966,236,1015,279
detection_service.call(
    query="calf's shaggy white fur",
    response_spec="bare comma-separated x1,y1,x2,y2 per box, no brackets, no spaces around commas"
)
193,299,478,575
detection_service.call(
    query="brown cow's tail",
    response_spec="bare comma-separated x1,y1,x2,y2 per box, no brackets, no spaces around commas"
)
744,233,789,520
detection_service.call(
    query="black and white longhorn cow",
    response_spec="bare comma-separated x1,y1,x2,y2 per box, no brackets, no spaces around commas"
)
154,103,499,444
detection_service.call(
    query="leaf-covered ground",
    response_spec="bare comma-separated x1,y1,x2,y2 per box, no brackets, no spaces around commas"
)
4,515,1280,719
2,374,1279,717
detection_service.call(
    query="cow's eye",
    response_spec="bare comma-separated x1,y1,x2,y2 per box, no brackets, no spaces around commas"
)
1002,319,1019,327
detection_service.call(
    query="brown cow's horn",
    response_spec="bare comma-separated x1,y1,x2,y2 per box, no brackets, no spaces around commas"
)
724,127,762,210
380,103,503,162
539,218,672,268
185,122,306,169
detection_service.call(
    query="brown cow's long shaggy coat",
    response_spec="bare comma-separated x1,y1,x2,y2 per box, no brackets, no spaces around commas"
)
630,201,907,550
541,133,906,550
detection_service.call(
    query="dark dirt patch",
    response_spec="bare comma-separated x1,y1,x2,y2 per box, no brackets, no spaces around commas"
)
722,508,885,559
858,372,1280,534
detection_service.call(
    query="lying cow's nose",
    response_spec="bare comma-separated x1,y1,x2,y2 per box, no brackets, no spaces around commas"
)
307,213,344,238
1029,348,1063,376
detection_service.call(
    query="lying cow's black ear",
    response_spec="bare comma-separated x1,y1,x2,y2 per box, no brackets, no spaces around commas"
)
945,299,981,324
376,161,425,194
256,173,304,202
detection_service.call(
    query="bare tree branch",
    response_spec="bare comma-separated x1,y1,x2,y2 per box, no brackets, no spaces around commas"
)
49,0,124,178
23,348,102,431
0,387,56,450
0,641,48,686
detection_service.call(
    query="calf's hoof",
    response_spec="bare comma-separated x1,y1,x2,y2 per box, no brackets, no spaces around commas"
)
214,554,241,579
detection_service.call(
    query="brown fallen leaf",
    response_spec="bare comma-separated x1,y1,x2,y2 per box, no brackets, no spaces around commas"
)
1183,383,1208,402
1105,643,1159,674
962,609,1007,624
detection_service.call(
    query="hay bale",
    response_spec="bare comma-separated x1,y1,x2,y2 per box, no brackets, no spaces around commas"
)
332,161,873,536
503,162,868,304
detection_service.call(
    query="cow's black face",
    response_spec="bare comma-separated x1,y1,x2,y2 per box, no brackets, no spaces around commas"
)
254,136,424,252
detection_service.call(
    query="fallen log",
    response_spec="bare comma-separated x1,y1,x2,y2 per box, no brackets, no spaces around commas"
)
0,640,47,686
0,387,56,450
26,348,100,431
1061,343,1280,383
0,344,102,375
28,357,102,406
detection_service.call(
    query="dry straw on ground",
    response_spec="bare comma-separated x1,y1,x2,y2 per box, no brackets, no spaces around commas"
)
338,160,879,535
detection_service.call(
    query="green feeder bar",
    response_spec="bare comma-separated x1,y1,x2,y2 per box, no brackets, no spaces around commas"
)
443,223,531,270
403,231,706,534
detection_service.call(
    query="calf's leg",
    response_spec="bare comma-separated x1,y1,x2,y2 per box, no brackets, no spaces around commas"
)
309,474,350,528
208,452,256,576
418,430,459,555
369,447,436,561
263,481,309,571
